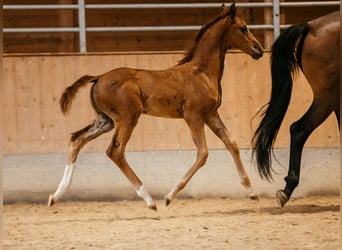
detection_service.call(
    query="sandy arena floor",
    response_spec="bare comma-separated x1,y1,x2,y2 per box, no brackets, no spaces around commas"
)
3,196,340,250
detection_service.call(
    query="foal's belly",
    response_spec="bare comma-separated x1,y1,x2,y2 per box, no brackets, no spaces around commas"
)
142,97,184,118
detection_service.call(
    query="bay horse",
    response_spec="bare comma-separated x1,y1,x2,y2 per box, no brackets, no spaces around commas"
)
49,3,263,210
252,11,340,208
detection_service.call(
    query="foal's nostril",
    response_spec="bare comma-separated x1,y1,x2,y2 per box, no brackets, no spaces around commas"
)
258,47,264,56
251,44,264,59
253,43,264,58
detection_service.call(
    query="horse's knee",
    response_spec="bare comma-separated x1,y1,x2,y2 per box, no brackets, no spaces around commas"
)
227,139,240,155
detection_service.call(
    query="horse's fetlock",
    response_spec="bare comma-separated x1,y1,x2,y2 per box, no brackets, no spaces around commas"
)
285,176,299,188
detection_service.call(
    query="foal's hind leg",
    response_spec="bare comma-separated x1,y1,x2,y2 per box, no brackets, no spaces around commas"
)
48,116,113,206
206,112,258,200
106,115,156,210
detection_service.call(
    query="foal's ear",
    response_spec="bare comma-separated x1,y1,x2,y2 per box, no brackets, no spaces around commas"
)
227,2,236,18
220,4,229,15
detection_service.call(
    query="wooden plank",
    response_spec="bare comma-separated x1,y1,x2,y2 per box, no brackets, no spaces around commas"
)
3,57,18,153
2,52,339,154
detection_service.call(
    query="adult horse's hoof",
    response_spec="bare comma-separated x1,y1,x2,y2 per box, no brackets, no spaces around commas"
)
276,190,289,208
48,195,54,207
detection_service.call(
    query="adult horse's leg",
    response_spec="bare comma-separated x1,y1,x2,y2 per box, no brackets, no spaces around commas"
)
334,110,340,129
276,97,335,208
106,114,157,210
165,117,208,206
48,115,114,206
206,112,258,200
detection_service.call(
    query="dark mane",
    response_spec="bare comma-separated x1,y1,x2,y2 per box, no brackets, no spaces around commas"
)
178,13,229,65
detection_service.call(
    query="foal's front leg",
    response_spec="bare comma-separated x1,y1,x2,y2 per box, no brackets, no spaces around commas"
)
165,118,208,206
206,112,258,200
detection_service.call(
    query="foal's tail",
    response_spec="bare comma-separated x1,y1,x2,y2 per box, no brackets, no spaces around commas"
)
252,22,310,180
60,75,98,115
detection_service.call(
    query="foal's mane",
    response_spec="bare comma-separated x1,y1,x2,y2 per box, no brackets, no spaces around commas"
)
178,12,230,65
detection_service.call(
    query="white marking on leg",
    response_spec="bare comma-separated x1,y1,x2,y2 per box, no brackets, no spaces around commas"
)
234,167,258,199
51,163,75,203
136,185,155,208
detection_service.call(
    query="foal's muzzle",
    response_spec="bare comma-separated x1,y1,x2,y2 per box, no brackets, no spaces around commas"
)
251,42,264,60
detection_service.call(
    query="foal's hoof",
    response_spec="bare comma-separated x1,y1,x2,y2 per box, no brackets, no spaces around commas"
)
48,195,54,207
249,193,259,202
164,193,174,207
165,198,171,207
148,204,158,211
276,190,289,208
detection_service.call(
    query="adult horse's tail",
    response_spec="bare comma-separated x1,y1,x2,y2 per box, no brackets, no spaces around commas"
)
60,75,98,115
252,22,310,180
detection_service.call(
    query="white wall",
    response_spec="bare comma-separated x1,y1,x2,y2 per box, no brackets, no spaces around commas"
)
4,148,339,204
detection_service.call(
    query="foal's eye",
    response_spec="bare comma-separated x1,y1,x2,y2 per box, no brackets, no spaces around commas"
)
240,26,248,34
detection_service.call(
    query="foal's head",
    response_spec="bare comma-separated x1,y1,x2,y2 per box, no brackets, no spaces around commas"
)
223,3,264,59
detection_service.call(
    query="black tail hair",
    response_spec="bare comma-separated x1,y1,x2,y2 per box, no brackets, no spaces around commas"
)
252,22,310,180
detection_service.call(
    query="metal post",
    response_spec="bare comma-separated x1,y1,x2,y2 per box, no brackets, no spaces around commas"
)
78,0,86,52
273,0,281,39
264,0,273,49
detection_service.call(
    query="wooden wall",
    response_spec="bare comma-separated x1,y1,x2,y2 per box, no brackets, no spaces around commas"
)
2,52,339,154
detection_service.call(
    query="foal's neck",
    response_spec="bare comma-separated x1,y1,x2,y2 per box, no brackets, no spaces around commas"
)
191,19,229,84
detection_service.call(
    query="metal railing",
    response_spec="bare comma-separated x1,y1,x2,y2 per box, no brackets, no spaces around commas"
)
3,1,340,52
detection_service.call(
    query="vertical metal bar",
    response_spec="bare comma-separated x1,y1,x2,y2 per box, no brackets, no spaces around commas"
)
264,0,273,49
273,0,280,39
78,0,86,52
